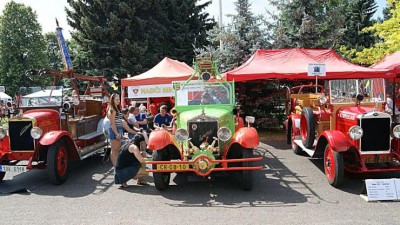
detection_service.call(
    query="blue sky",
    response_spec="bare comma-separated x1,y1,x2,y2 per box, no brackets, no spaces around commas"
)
0,0,388,39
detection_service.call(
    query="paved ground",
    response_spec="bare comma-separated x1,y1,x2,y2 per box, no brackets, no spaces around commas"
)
1,137,400,225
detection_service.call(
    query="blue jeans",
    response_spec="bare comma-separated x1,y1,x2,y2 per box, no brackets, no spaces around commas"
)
109,127,123,140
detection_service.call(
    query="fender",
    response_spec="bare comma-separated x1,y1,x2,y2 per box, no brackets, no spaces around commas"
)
0,136,10,154
38,130,79,160
318,130,352,152
288,113,301,131
228,127,259,149
148,129,175,151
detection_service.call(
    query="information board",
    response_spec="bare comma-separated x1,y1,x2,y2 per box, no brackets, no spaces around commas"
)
365,179,398,201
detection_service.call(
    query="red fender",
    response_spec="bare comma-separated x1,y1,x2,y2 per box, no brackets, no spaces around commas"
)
0,136,10,154
319,130,352,152
38,131,79,160
148,129,175,151
228,127,259,149
288,113,301,131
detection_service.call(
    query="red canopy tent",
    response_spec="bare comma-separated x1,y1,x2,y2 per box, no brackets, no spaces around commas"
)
370,51,400,75
121,57,194,87
121,57,194,108
223,48,392,81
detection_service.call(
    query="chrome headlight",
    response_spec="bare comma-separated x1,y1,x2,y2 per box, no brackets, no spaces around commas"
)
217,127,232,142
174,128,189,142
30,127,43,139
348,125,363,140
319,96,327,104
393,125,400,139
0,127,6,140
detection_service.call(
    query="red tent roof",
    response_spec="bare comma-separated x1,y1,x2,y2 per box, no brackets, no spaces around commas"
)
370,51,400,75
223,49,391,81
121,57,194,87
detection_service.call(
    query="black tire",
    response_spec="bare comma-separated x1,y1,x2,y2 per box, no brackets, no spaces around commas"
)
47,139,69,185
242,149,253,191
289,124,303,155
324,144,344,187
300,107,315,148
153,150,170,191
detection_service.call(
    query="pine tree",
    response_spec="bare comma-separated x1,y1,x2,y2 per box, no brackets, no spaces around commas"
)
66,0,214,80
269,0,348,48
196,0,271,72
343,0,378,50
0,1,48,96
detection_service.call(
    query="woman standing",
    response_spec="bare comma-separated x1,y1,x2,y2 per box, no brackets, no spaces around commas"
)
108,93,124,166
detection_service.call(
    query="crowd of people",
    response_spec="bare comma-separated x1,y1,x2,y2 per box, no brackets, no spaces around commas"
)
103,94,178,188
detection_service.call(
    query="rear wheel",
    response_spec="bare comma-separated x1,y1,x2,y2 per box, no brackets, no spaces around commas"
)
300,107,315,148
47,139,69,185
153,150,170,191
324,144,344,187
242,149,253,191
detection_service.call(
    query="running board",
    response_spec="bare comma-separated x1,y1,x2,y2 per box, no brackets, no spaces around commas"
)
294,140,315,157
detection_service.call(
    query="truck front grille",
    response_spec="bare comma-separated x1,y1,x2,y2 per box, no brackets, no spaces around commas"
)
9,120,34,151
359,117,390,151
188,120,218,147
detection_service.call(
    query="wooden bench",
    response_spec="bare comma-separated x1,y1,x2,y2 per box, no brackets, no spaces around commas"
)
78,131,104,140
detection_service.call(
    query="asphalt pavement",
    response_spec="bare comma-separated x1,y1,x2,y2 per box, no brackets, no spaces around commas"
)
1,138,400,225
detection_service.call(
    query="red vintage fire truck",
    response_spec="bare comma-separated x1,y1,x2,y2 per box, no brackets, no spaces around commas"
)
0,70,109,184
286,78,400,187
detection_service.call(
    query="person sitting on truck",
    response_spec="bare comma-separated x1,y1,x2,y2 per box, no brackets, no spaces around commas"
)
153,105,173,129
200,92,215,105
114,134,149,187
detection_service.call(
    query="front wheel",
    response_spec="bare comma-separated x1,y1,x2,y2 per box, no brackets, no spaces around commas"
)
47,139,69,185
300,107,315,148
324,144,344,187
153,150,170,191
242,149,253,191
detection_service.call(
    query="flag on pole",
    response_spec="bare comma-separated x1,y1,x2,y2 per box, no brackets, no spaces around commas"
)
55,18,73,71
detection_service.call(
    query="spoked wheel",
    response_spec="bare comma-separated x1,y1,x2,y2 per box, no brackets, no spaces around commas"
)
324,144,344,187
47,139,69,185
300,107,315,148
153,150,170,191
242,149,254,191
289,123,303,155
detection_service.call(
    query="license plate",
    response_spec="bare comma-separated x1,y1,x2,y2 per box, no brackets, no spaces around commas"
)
0,165,27,173
363,156,392,164
156,164,189,171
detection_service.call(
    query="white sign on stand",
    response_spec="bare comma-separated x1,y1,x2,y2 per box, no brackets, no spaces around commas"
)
308,63,326,76
365,179,398,201
0,86,5,93
395,179,400,199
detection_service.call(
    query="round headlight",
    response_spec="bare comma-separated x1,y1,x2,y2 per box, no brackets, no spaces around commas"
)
0,127,6,139
348,125,363,140
217,127,232,142
174,128,189,142
73,98,80,105
393,125,400,139
30,127,43,139
319,96,327,104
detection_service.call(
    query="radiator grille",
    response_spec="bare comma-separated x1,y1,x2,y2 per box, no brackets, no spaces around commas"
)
359,117,390,151
9,120,34,151
188,120,218,147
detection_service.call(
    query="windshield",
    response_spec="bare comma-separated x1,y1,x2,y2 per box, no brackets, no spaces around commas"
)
329,78,385,104
175,81,233,106
21,86,63,107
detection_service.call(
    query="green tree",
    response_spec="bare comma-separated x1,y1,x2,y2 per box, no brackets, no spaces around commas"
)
342,0,400,65
44,32,63,70
66,0,214,80
343,0,378,51
0,1,47,95
269,0,348,48
196,0,272,72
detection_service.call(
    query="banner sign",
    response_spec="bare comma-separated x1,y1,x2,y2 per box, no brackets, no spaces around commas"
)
127,84,174,98
308,63,326,76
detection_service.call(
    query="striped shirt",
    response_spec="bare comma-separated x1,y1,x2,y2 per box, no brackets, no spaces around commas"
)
110,109,123,128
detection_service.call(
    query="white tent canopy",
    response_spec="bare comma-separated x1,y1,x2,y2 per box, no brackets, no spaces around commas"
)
0,92,12,103
21,89,63,106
